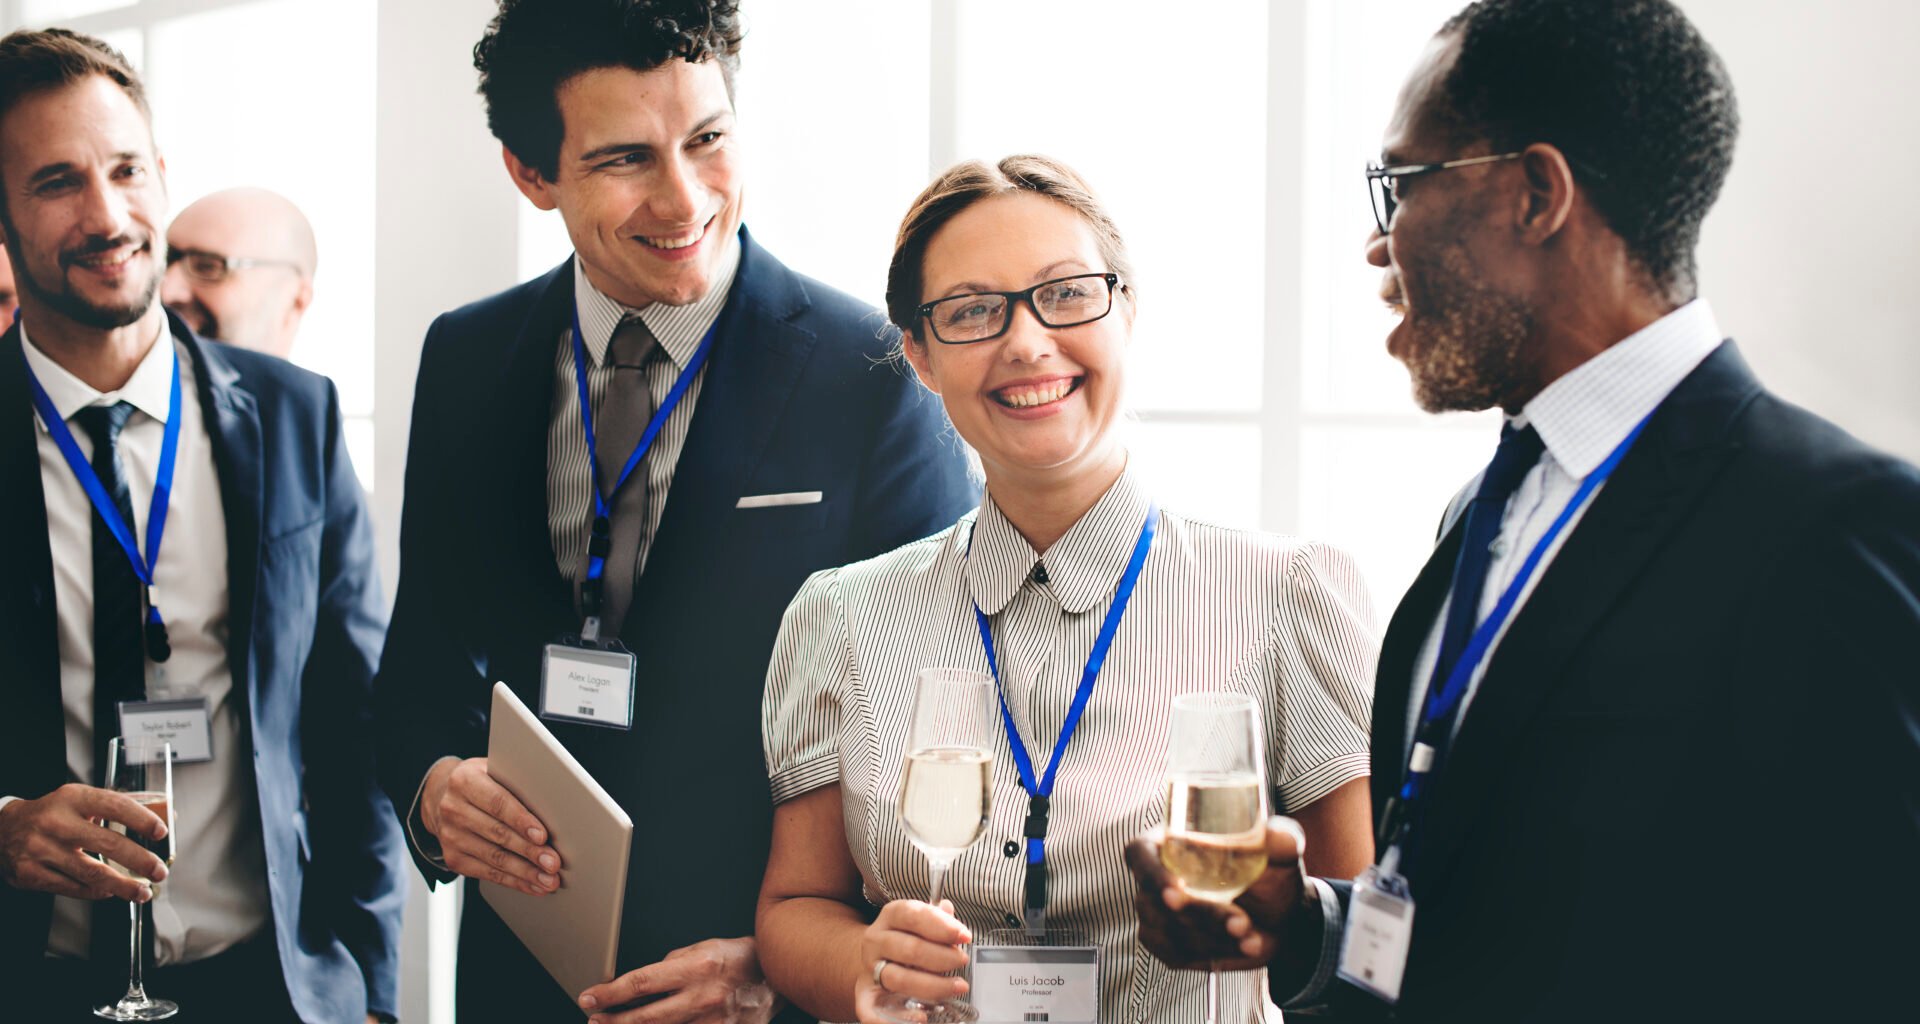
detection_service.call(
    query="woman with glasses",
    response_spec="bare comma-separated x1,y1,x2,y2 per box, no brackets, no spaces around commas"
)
754,155,1378,1024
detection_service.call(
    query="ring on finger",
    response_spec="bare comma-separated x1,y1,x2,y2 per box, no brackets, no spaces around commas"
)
873,958,890,986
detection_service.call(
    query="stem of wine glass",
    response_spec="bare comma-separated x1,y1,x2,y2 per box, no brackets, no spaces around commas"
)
926,855,952,907
127,897,146,998
1205,962,1220,1024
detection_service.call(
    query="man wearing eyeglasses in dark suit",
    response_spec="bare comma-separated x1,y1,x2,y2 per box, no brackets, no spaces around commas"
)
1126,1,1920,1021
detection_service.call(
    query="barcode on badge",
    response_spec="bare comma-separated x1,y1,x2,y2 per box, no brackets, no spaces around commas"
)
578,706,595,716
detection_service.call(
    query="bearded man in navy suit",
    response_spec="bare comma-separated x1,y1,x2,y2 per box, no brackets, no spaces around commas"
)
0,27,403,1024
1126,1,1920,1021
374,2,975,1021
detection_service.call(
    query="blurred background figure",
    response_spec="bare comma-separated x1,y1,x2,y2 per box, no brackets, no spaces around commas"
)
0,245,18,323
162,186,315,358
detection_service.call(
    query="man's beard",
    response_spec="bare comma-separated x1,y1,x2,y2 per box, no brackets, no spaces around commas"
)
1399,243,1536,413
16,234,160,331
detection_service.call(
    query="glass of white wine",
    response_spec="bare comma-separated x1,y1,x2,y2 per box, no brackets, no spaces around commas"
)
96,736,177,1021
1162,693,1268,1024
876,667,996,1024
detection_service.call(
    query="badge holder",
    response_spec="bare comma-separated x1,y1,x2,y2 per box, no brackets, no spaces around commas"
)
1337,850,1415,1004
970,928,1097,1024
540,609,638,731
117,697,213,764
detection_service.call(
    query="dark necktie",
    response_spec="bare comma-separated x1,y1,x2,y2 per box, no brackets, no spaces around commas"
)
593,317,662,635
1431,423,1546,694
74,402,153,972
77,402,147,779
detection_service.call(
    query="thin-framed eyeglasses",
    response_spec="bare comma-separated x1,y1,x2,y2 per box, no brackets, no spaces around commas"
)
165,247,304,283
916,272,1120,345
1365,152,1523,235
1365,150,1609,235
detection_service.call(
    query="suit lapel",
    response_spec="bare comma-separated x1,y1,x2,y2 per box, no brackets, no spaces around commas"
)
493,262,578,627
1371,520,1465,829
0,324,64,788
182,325,265,718
639,230,818,581
1409,342,1762,888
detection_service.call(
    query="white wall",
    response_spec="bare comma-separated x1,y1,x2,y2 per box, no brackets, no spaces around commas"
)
1686,0,1920,464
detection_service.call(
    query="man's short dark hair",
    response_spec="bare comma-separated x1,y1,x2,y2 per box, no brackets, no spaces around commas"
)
474,0,743,182
1438,0,1738,298
0,28,150,137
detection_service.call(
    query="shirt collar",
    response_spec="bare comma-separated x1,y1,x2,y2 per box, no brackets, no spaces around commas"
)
19,317,174,430
966,464,1153,616
570,232,742,371
1516,298,1724,478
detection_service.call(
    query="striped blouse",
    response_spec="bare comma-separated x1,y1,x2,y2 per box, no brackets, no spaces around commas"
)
762,467,1378,1024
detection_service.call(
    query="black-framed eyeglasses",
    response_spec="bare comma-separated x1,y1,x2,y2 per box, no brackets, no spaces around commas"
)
1365,150,1609,234
165,247,303,283
915,272,1121,344
1365,152,1523,235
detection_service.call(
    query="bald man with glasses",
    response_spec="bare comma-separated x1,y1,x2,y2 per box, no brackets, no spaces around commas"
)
162,187,315,359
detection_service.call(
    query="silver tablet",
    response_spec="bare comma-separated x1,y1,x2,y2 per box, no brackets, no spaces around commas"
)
480,682,634,1002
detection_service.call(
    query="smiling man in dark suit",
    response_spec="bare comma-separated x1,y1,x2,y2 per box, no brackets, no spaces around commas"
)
373,2,975,1021
0,28,403,1023
1126,1,1920,1020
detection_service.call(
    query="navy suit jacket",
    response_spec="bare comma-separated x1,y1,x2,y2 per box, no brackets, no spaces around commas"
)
0,316,406,1020
375,229,976,1013
1291,343,1920,1021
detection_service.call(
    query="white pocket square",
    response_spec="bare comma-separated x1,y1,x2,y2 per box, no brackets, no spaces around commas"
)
736,491,824,509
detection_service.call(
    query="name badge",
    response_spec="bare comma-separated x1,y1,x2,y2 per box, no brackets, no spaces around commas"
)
971,929,1097,1024
1337,863,1416,1004
540,642,637,730
117,698,213,763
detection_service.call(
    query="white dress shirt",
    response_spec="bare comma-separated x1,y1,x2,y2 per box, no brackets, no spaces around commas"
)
5,325,271,965
1404,299,1727,746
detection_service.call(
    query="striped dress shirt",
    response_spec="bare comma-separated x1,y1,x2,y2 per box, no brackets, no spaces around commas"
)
546,240,741,594
764,466,1378,1024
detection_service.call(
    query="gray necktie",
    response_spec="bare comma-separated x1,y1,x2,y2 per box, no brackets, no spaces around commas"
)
591,315,662,636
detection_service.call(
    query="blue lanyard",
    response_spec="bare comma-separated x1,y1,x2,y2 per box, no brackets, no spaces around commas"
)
24,335,183,663
568,301,716,621
971,503,1157,933
1391,412,1655,856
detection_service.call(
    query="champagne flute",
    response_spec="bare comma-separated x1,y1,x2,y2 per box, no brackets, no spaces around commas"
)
1162,693,1268,1024
875,667,996,1024
96,736,177,1021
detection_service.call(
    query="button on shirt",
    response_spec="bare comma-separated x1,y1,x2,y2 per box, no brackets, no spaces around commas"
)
1404,299,1727,744
11,327,270,965
763,467,1378,1024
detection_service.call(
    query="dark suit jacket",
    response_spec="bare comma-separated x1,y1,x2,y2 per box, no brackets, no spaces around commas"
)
374,229,976,1015
1292,342,1920,1022
0,316,406,1021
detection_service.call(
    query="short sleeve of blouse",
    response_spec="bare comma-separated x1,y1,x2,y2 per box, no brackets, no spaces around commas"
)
761,567,853,804
1270,541,1379,812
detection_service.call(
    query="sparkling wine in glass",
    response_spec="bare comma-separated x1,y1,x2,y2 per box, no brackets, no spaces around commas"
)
1162,693,1268,1024
96,736,177,1022
875,667,995,1024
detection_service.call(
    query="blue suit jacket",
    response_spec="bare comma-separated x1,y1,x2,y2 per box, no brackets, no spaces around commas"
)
375,229,976,1015
0,316,406,1021
1293,343,1920,1021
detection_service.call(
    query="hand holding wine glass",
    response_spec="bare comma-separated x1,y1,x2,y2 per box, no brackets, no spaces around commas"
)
1161,693,1268,1024
865,667,995,1024
95,736,178,1021
0,782,166,903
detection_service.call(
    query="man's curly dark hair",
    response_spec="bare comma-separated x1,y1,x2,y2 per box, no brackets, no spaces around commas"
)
1437,0,1738,300
474,0,743,182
